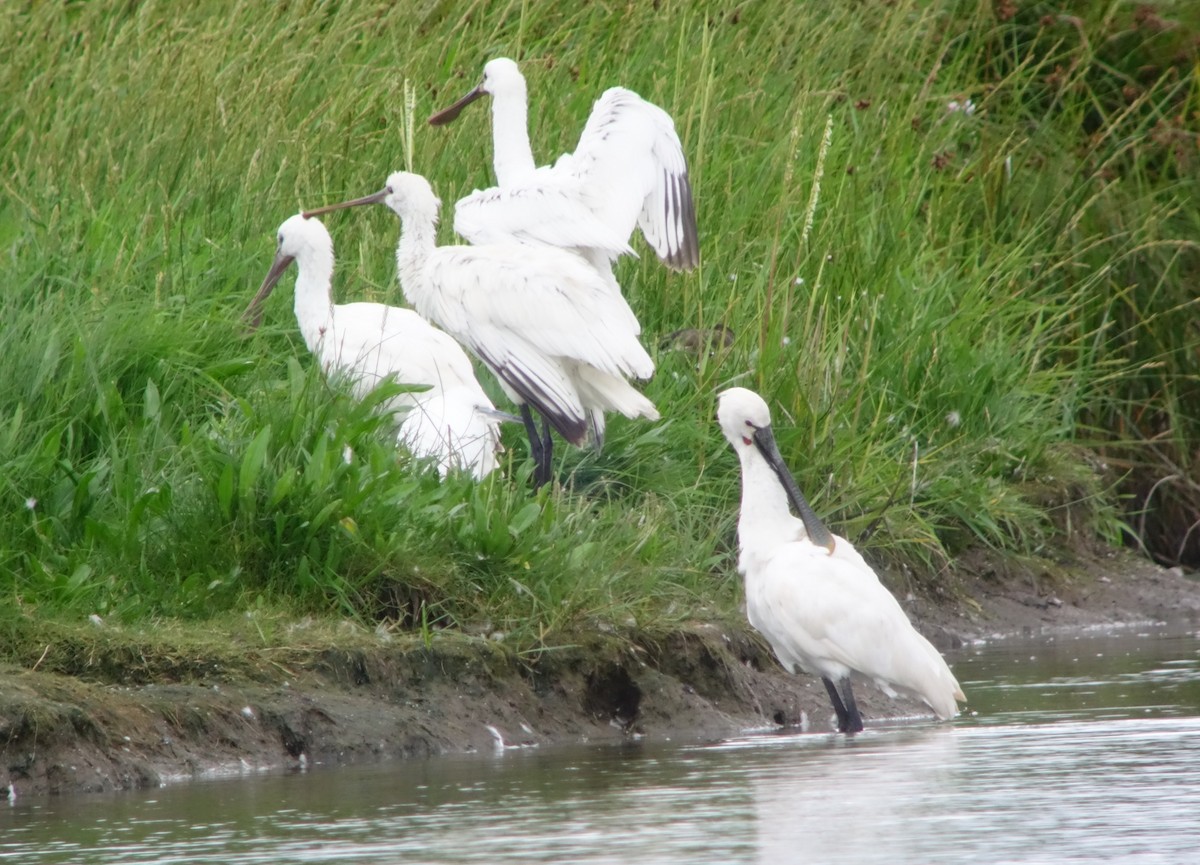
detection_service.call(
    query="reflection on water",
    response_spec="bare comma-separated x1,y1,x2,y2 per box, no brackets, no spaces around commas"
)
1,628,1197,864
738,718,1200,864
955,626,1200,725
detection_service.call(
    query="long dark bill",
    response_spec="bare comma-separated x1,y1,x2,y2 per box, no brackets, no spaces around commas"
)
303,188,389,219
427,85,485,126
243,251,295,329
751,425,836,553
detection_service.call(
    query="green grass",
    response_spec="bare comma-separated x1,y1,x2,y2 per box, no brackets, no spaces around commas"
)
1,0,1197,649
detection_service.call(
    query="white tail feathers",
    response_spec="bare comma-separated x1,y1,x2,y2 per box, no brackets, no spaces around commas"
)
573,364,659,424
398,390,503,479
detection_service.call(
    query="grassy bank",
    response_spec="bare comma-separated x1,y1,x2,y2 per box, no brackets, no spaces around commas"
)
1,0,1197,651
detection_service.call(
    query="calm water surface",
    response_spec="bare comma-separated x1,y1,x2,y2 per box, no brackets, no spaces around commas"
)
2,626,1198,864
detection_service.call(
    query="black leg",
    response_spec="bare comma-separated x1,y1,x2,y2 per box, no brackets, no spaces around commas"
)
822,676,863,733
822,676,851,731
838,678,864,733
520,405,545,486
539,417,554,487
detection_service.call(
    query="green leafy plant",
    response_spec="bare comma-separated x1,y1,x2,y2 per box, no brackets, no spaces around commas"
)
1,0,1195,651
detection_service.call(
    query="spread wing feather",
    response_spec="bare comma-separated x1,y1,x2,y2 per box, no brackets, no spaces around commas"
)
457,86,698,270
568,87,699,269
453,184,635,262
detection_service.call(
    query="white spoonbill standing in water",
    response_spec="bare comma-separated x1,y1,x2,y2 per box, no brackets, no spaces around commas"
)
716,387,965,732
305,172,659,488
243,213,503,480
428,58,699,293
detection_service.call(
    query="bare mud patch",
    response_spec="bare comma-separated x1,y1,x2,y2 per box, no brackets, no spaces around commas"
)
2,550,1197,798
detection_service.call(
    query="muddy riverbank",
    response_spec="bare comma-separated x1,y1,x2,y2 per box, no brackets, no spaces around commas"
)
2,549,1198,799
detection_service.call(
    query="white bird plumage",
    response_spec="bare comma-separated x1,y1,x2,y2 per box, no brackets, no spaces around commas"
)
244,213,503,480
429,58,699,292
305,172,659,487
717,387,965,731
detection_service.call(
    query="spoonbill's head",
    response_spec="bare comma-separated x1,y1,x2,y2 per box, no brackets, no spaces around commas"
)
304,172,441,224
428,57,526,126
379,171,441,219
479,57,524,95
717,387,774,453
243,213,332,328
717,387,835,553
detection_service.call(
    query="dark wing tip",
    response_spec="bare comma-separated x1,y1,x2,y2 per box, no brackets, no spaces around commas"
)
555,415,591,448
665,172,699,271
528,401,589,447
478,349,590,447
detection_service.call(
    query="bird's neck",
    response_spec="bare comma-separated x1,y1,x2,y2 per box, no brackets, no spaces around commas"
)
395,209,438,311
293,247,336,355
491,86,537,185
737,452,805,555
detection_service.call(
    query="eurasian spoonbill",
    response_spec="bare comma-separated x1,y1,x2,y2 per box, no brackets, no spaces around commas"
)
717,387,965,732
304,172,659,488
244,213,503,479
428,58,699,292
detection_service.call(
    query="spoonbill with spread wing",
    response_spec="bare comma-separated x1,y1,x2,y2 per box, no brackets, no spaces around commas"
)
716,387,965,732
429,58,699,294
305,172,659,488
244,213,503,479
